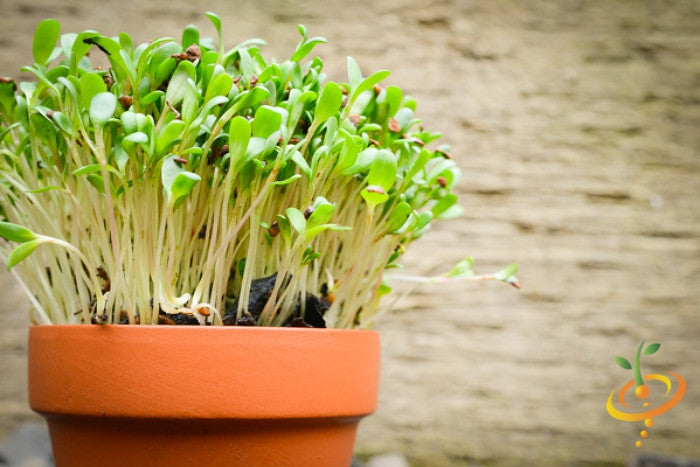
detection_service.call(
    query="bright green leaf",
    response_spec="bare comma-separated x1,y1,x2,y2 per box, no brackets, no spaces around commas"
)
314,81,343,123
644,343,661,355
7,239,41,270
182,25,200,48
347,56,362,90
0,222,38,243
165,60,196,106
286,208,306,234
361,186,388,206
352,69,391,103
33,19,60,66
305,223,351,242
204,72,233,102
386,202,412,233
494,263,519,282
156,119,185,156
447,257,475,278
252,105,284,139
227,116,251,170
306,202,335,229
89,92,117,127
431,193,458,218
25,185,64,194
367,149,397,191
205,12,222,36
80,72,107,110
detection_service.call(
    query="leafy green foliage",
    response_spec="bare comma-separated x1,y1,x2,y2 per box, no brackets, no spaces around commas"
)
7,240,41,270
0,222,38,243
32,19,61,66
0,14,513,328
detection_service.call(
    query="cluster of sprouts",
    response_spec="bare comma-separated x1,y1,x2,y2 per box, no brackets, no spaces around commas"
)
0,14,517,328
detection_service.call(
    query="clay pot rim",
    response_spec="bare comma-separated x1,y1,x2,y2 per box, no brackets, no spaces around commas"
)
29,324,380,420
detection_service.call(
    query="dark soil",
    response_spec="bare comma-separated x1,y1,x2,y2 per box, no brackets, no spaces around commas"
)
222,273,329,328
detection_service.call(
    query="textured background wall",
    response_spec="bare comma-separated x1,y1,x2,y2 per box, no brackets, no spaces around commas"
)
1,1,698,465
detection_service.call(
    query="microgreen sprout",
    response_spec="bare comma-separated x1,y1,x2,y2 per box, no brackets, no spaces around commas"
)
0,15,517,328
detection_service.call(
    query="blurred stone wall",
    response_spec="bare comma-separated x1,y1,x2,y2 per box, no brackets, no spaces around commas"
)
1,1,698,465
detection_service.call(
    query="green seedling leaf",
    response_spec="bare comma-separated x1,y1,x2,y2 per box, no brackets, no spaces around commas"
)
0,80,16,117
204,72,233,102
228,116,251,171
123,131,149,145
302,246,321,265
72,164,102,176
291,150,311,179
154,58,177,86
305,224,351,242
343,147,377,175
644,343,661,355
161,155,201,209
205,12,222,37
494,262,519,282
291,28,327,62
165,60,196,106
231,85,270,114
141,90,164,107
447,257,475,278
51,111,72,134
113,144,129,171
286,207,306,234
25,185,64,194
306,202,335,230
386,202,412,233
7,239,41,270
155,119,185,156
347,56,362,90
272,174,301,186
119,32,133,54
367,149,397,191
86,174,106,195
431,193,458,218
88,36,132,82
29,112,56,141
352,69,391,103
414,211,433,231
120,111,138,134
89,92,117,127
314,82,342,124
80,72,107,110
33,19,60,66
393,107,413,130
361,186,389,206
615,356,632,370
435,204,465,220
252,105,284,139
276,215,292,244
171,172,201,210
384,85,403,118
0,222,38,243
182,25,200,48
378,282,392,297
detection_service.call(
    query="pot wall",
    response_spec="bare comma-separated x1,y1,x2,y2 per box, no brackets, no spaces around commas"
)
28,325,380,467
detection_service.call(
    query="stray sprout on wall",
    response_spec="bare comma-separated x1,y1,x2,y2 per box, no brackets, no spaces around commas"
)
0,13,518,328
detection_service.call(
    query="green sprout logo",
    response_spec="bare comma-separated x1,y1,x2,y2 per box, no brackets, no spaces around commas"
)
606,341,686,448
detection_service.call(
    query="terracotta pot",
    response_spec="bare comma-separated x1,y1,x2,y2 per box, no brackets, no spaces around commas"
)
28,325,380,467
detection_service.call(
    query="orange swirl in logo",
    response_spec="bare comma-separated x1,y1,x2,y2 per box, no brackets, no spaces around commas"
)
606,371,686,421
